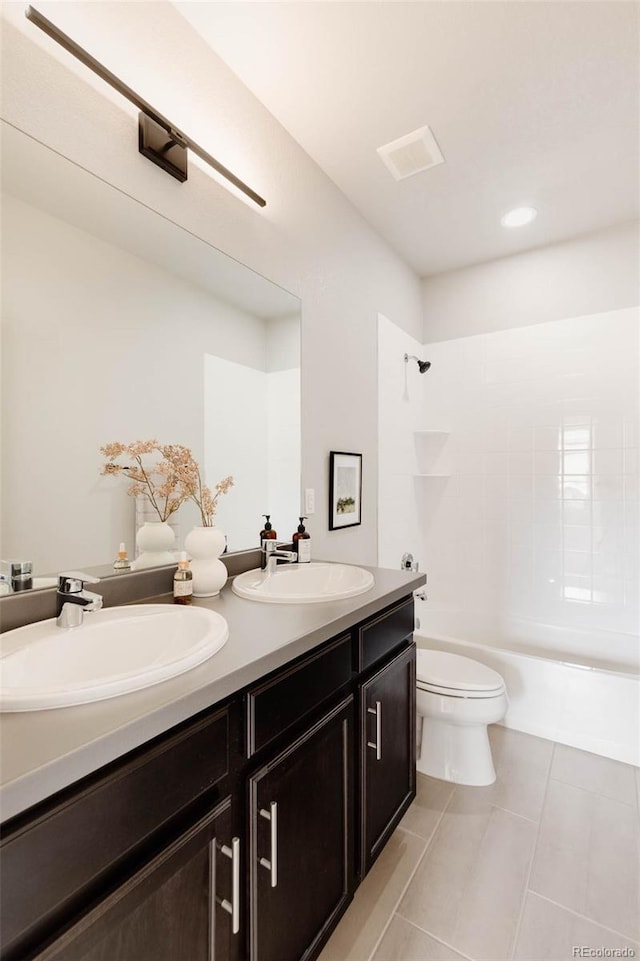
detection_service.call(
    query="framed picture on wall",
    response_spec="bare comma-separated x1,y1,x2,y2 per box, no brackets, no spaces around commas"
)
329,451,362,530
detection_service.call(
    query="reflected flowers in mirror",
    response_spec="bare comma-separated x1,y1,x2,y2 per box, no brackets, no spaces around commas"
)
100,440,189,522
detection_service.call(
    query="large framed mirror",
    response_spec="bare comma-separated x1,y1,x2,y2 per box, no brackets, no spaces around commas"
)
1,122,301,582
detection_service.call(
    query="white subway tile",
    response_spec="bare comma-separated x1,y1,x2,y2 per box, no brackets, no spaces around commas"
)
623,419,638,448
562,550,593,577
533,426,561,451
509,451,534,475
483,450,509,475
560,423,593,450
593,450,624,475
534,475,562,501
534,450,562,474
593,415,624,449
534,498,563,526
563,500,591,526
563,526,592,552
508,424,534,451
563,450,592,474
593,550,623,578
623,448,638,475
535,524,563,550
623,474,638,501
592,475,624,501
562,475,592,500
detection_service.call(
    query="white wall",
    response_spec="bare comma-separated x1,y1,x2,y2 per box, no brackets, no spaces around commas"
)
423,221,639,343
1,2,423,566
1,194,271,572
267,314,300,372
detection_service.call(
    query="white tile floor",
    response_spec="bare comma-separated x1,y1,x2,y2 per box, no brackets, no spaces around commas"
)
319,726,640,961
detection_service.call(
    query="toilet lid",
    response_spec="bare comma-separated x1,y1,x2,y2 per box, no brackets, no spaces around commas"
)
416,649,504,694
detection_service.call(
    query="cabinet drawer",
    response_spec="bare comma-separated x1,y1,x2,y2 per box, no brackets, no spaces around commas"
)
1,707,229,960
357,596,414,672
247,634,353,757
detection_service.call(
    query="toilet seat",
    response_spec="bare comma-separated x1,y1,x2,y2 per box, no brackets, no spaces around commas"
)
416,649,505,699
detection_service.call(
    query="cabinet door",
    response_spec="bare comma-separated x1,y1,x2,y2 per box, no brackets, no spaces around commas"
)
29,798,242,961
360,643,416,876
248,697,353,961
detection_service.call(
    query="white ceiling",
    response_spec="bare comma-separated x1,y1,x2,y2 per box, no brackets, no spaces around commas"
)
175,1,639,277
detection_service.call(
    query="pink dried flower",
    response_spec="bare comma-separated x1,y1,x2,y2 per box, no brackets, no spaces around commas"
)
100,440,233,526
99,440,188,522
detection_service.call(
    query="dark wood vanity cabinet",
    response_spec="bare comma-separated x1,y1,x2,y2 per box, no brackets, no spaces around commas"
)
359,644,416,875
28,798,241,961
0,705,237,961
248,698,353,961
1,594,416,961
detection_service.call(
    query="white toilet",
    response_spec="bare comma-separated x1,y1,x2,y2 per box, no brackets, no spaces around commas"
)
416,649,508,786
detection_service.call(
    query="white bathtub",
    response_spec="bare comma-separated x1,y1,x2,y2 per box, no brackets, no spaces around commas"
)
414,607,639,766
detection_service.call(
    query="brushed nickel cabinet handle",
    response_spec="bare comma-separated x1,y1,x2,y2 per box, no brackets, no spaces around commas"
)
367,700,382,761
259,801,278,887
219,836,241,934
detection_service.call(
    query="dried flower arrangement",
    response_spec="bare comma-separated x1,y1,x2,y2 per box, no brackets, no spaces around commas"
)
100,440,234,527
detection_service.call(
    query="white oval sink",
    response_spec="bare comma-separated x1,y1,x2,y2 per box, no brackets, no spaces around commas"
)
0,604,228,712
232,562,374,604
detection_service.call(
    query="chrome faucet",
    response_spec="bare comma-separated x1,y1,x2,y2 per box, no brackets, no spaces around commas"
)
262,541,297,575
56,572,103,628
1,560,33,592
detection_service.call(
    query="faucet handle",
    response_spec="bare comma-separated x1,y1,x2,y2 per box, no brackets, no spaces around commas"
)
58,571,101,592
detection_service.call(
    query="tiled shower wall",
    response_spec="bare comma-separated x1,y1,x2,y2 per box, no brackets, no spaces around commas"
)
378,307,639,636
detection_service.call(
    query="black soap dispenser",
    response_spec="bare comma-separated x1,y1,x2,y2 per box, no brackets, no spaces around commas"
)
260,515,277,569
293,517,311,564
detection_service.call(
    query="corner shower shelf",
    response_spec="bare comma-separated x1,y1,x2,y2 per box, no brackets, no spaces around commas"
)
414,473,450,478
414,429,450,436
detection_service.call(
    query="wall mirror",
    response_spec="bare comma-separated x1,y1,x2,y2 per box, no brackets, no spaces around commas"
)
1,122,301,583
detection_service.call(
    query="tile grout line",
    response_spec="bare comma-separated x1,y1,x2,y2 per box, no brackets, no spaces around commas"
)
507,738,557,961
547,773,639,809
529,891,640,947
393,913,475,961
365,786,457,961
475,801,539,825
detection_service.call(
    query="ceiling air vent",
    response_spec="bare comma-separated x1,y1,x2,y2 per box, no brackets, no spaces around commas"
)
377,125,444,181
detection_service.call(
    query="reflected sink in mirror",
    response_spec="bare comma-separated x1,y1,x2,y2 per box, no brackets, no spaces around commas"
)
0,605,228,712
232,563,374,604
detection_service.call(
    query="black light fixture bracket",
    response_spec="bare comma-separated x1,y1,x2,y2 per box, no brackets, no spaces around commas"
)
25,5,266,206
138,114,188,183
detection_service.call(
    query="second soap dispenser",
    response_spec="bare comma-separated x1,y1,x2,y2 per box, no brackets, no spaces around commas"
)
293,517,311,563
260,515,277,570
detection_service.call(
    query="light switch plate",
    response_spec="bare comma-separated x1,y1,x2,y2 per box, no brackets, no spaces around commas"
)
304,488,315,514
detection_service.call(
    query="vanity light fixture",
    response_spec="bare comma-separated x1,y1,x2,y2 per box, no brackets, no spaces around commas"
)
25,5,266,208
500,206,537,227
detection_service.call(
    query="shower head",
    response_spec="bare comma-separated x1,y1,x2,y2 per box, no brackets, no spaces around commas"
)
404,353,431,374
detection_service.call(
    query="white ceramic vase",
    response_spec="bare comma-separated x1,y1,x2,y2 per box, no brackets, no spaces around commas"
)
134,521,176,569
184,526,227,597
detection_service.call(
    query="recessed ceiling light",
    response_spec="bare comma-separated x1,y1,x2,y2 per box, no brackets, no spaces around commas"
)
501,206,538,228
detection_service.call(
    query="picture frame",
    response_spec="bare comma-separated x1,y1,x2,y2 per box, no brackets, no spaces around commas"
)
329,451,362,530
